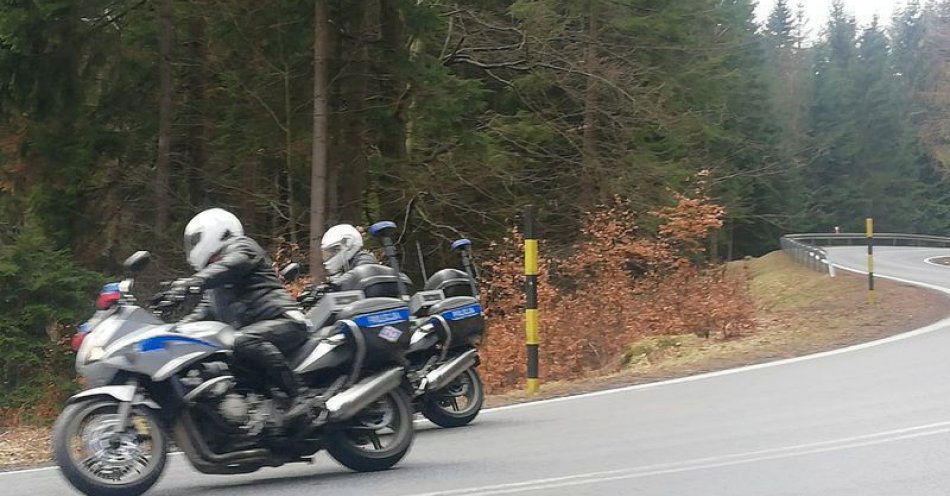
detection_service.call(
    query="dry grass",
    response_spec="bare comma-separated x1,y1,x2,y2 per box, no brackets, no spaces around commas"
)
0,426,52,470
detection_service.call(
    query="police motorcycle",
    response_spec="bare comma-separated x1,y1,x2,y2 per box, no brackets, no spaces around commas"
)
53,251,415,496
295,221,486,428
402,234,486,428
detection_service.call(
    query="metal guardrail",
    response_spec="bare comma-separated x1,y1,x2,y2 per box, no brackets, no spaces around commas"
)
780,236,835,276
785,233,950,248
780,232,950,276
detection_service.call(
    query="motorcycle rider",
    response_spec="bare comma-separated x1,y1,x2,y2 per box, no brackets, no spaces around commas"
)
168,208,311,428
300,224,378,305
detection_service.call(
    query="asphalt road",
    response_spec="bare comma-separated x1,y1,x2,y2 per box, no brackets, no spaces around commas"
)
6,245,950,495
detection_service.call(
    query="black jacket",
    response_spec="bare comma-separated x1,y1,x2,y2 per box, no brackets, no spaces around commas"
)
182,236,300,328
298,250,379,308
327,250,379,289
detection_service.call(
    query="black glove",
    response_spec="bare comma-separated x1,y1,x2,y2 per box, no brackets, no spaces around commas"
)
167,277,204,301
297,283,330,307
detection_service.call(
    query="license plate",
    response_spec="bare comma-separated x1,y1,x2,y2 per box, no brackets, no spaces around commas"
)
378,326,403,343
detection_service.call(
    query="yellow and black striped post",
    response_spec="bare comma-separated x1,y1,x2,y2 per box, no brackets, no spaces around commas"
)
524,205,540,394
867,217,875,303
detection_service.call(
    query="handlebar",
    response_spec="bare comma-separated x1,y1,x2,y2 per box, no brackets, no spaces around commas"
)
149,289,185,308
296,283,331,310
149,280,201,314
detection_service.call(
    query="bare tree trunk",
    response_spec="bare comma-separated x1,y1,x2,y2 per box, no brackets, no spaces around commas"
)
185,10,207,209
327,9,343,226
284,61,298,246
154,0,174,236
327,114,339,225
580,0,599,207
310,0,330,279
338,5,370,224
378,0,408,166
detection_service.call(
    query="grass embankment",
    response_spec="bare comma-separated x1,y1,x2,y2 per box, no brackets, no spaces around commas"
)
489,251,948,405
3,251,946,470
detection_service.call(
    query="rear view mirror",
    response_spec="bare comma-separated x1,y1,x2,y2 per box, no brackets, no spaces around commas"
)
280,262,301,282
123,251,151,274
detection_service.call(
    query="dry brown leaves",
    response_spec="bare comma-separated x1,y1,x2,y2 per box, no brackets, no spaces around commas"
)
477,192,755,393
271,238,314,297
0,426,52,468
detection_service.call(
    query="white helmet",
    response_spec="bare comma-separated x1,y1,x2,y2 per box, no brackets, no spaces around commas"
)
321,224,363,276
183,208,244,270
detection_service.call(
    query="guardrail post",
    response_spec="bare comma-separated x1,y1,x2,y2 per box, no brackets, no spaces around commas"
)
524,205,540,394
866,218,875,303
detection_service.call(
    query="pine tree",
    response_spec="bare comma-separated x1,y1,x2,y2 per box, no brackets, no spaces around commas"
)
766,0,795,48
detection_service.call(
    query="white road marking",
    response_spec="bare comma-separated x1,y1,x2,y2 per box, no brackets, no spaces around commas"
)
402,420,950,495
923,255,950,268
0,466,56,475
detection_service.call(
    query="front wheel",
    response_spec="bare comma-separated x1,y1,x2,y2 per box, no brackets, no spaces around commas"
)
421,367,484,428
53,399,167,496
325,389,414,472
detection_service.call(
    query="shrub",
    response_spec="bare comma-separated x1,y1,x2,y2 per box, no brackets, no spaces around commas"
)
0,220,102,425
477,193,755,392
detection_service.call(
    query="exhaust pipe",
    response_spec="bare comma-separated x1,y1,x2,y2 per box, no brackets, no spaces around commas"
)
326,367,404,421
425,349,478,392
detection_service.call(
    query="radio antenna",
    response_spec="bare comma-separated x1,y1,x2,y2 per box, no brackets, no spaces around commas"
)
416,240,428,281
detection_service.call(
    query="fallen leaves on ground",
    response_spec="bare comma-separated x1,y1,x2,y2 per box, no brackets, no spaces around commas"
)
0,426,51,470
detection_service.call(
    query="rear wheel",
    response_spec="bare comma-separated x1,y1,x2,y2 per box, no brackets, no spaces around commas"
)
53,399,167,496
325,389,414,472
421,367,483,428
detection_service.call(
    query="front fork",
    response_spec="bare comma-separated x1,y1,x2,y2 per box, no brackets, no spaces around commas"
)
95,377,165,433
113,378,143,432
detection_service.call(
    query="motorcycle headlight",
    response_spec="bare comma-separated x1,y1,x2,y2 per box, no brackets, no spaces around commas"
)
85,346,106,363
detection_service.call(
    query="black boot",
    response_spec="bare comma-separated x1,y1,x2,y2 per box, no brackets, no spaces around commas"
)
278,370,315,431
234,336,312,433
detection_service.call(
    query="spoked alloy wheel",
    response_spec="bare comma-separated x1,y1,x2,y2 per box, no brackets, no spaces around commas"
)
53,399,167,496
421,367,484,428
325,389,414,472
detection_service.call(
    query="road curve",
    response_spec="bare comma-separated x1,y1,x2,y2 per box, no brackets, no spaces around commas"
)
6,246,950,495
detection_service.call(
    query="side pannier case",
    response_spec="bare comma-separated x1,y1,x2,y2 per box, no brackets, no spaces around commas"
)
428,296,484,350
337,298,412,369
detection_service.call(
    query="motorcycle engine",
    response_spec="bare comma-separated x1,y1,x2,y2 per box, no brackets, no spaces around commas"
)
217,393,270,436
183,362,273,437
218,394,249,423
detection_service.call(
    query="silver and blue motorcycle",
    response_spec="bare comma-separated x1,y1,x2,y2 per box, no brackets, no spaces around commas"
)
400,234,485,428
52,251,415,496
296,222,486,429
